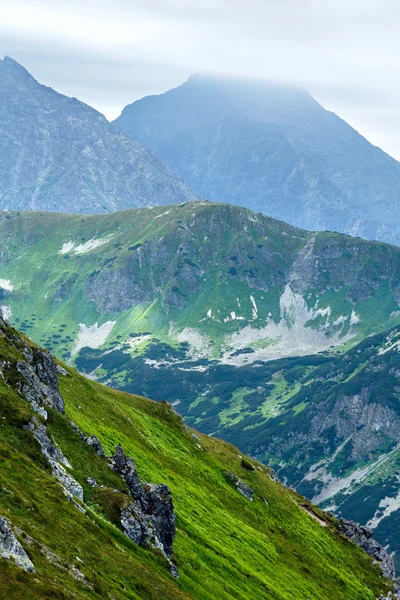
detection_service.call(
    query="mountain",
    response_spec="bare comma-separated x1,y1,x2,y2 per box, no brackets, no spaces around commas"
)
0,56,195,213
2,201,400,569
1,315,397,599
0,202,400,367
114,74,400,245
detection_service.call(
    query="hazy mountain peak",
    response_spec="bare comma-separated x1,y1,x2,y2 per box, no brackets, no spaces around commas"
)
114,74,400,245
0,58,195,213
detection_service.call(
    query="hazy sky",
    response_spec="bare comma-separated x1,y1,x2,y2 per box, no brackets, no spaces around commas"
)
1,0,400,158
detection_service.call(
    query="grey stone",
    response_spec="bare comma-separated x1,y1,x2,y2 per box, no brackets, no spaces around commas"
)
111,445,177,562
338,519,397,582
28,419,84,502
0,517,34,572
226,472,254,501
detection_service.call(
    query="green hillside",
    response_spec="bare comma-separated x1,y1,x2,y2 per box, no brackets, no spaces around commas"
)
1,202,400,374
0,318,396,599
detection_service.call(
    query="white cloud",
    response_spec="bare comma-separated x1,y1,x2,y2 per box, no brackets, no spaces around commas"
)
1,0,400,157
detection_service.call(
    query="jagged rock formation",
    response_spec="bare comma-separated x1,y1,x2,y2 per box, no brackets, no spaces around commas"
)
0,517,34,572
0,318,178,573
16,348,65,416
0,56,195,213
115,73,400,246
111,445,177,575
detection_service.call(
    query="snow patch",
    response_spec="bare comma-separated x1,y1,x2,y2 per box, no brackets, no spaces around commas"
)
0,279,13,291
250,295,258,320
59,235,114,256
154,210,170,220
367,489,400,529
74,235,114,254
0,305,12,321
58,241,74,255
350,310,360,325
72,321,115,355
222,284,357,365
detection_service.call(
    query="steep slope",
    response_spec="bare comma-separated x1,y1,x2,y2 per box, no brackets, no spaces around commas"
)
114,74,400,245
0,202,400,372
159,326,400,572
0,56,194,213
0,314,397,599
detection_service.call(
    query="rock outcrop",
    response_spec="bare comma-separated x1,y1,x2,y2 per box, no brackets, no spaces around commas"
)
16,347,65,416
338,519,399,597
0,517,34,572
111,445,177,575
27,418,84,502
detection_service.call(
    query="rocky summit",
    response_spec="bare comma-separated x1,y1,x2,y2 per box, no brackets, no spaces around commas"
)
0,56,195,213
115,73,400,245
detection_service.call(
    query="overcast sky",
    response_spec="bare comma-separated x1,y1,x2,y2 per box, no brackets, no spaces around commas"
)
1,0,400,158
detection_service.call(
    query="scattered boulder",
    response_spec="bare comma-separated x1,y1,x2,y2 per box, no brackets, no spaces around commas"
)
226,472,254,501
241,458,255,471
0,517,34,572
85,435,106,458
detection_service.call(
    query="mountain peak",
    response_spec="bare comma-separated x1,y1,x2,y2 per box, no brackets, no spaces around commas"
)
1,56,33,80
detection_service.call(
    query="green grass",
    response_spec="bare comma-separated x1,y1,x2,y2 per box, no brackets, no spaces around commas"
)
0,321,394,599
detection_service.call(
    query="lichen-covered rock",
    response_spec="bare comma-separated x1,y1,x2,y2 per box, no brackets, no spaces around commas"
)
0,517,34,572
111,444,144,501
226,472,254,501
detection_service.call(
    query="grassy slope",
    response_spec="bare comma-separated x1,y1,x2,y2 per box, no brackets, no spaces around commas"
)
0,323,393,600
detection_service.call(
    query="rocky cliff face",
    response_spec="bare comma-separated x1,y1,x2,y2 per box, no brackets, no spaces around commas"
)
0,56,195,213
114,74,400,245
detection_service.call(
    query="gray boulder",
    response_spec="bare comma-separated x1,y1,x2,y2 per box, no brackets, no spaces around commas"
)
226,472,254,501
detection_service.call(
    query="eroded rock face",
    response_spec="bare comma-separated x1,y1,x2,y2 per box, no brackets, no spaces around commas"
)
111,445,177,563
0,517,34,572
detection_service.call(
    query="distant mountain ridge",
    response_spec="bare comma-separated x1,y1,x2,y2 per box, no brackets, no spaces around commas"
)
114,73,400,245
0,56,195,213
